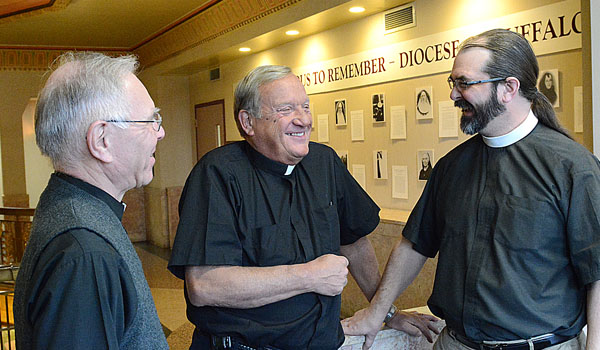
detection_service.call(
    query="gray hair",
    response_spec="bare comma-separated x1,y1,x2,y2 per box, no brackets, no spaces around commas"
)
459,29,570,138
35,52,139,168
234,65,293,136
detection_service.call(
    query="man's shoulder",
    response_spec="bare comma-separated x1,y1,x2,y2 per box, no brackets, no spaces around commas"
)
32,179,123,245
201,141,247,162
32,229,124,282
43,229,121,262
188,141,251,179
436,135,482,166
305,142,338,161
308,141,335,153
529,125,599,171
192,141,250,172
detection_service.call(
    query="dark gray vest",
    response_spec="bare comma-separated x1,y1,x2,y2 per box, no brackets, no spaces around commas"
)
14,175,168,349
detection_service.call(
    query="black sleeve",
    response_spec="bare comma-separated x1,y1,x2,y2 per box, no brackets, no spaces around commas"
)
27,229,137,350
168,159,243,279
402,166,441,258
333,151,381,246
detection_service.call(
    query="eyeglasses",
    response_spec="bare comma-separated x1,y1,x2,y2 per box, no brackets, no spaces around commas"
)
106,111,162,132
447,76,506,90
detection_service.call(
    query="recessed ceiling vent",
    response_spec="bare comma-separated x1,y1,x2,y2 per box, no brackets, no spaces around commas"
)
384,3,416,35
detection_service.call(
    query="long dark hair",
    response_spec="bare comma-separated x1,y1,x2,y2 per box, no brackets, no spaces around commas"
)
459,29,571,138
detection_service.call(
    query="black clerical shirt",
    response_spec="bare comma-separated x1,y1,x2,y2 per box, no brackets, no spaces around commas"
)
404,124,600,341
169,141,380,350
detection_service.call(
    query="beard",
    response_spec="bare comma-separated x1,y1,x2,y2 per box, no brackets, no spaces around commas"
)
456,93,506,135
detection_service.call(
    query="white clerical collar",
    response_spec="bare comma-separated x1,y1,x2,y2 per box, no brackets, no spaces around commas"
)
482,110,538,148
284,165,295,175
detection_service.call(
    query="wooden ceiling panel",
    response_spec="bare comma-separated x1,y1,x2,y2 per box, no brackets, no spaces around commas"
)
0,0,69,21
133,0,301,68
0,0,52,18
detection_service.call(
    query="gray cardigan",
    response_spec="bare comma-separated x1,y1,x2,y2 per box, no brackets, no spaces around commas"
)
14,175,168,349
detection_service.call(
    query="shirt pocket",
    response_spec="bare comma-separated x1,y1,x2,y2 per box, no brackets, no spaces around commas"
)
310,203,340,254
249,224,302,266
492,193,557,251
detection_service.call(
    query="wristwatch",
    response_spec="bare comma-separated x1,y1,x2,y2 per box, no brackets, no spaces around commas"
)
383,304,398,324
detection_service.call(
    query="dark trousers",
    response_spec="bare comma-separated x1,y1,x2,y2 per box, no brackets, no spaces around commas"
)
189,329,211,350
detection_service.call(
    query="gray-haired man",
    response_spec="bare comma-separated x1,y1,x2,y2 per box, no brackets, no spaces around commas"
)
14,52,168,350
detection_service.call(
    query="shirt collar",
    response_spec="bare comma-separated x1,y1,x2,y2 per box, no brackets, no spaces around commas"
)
55,172,125,220
245,142,297,177
482,110,538,148
284,165,295,175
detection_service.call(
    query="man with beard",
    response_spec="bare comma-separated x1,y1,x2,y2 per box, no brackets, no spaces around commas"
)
342,29,600,350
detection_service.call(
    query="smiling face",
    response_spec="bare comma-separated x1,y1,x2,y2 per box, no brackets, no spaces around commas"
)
544,74,553,89
245,74,312,165
450,47,506,135
421,153,430,168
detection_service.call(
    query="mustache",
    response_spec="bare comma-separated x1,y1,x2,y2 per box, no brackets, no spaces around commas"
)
454,99,473,110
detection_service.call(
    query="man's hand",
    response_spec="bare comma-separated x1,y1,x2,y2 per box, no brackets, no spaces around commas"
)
341,307,382,350
385,310,440,343
304,254,349,296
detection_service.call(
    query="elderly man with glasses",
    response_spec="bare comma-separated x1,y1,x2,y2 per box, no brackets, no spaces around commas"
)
343,28,600,350
168,65,439,350
13,52,168,350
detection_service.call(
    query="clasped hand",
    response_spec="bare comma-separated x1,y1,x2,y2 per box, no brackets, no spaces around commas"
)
342,307,440,350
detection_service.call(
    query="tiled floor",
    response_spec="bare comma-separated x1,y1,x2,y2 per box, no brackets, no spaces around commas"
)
134,242,194,349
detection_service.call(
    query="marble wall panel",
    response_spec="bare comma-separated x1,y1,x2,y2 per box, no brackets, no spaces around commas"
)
122,187,146,242
341,222,437,318
167,186,183,248
145,186,170,248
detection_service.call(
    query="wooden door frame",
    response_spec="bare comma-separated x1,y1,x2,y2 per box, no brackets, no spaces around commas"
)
194,99,226,160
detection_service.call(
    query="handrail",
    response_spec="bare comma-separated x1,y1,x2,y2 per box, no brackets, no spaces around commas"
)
0,207,35,216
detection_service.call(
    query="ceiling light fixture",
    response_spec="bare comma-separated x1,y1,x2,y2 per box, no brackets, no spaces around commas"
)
349,6,365,13
286,30,300,36
239,47,251,52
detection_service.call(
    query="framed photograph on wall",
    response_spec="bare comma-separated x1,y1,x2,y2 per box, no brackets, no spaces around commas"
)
334,99,347,126
372,93,385,123
337,149,349,169
417,149,434,181
416,87,433,120
373,150,388,179
538,69,559,108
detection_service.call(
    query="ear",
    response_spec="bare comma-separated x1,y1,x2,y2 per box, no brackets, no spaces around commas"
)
238,110,255,136
499,77,520,103
86,120,114,163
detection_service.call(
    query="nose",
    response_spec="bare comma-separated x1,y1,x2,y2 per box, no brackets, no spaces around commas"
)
450,86,461,101
157,125,165,140
293,106,312,127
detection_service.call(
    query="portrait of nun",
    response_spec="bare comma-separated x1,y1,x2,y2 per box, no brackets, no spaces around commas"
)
538,69,560,108
416,87,433,120
417,149,434,181
334,99,347,126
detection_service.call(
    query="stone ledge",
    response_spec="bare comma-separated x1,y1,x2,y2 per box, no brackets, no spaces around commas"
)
341,307,445,350
379,208,410,225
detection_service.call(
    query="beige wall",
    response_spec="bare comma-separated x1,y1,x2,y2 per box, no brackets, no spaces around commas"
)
135,74,194,247
184,0,580,211
22,98,53,208
0,70,45,207
139,74,195,188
